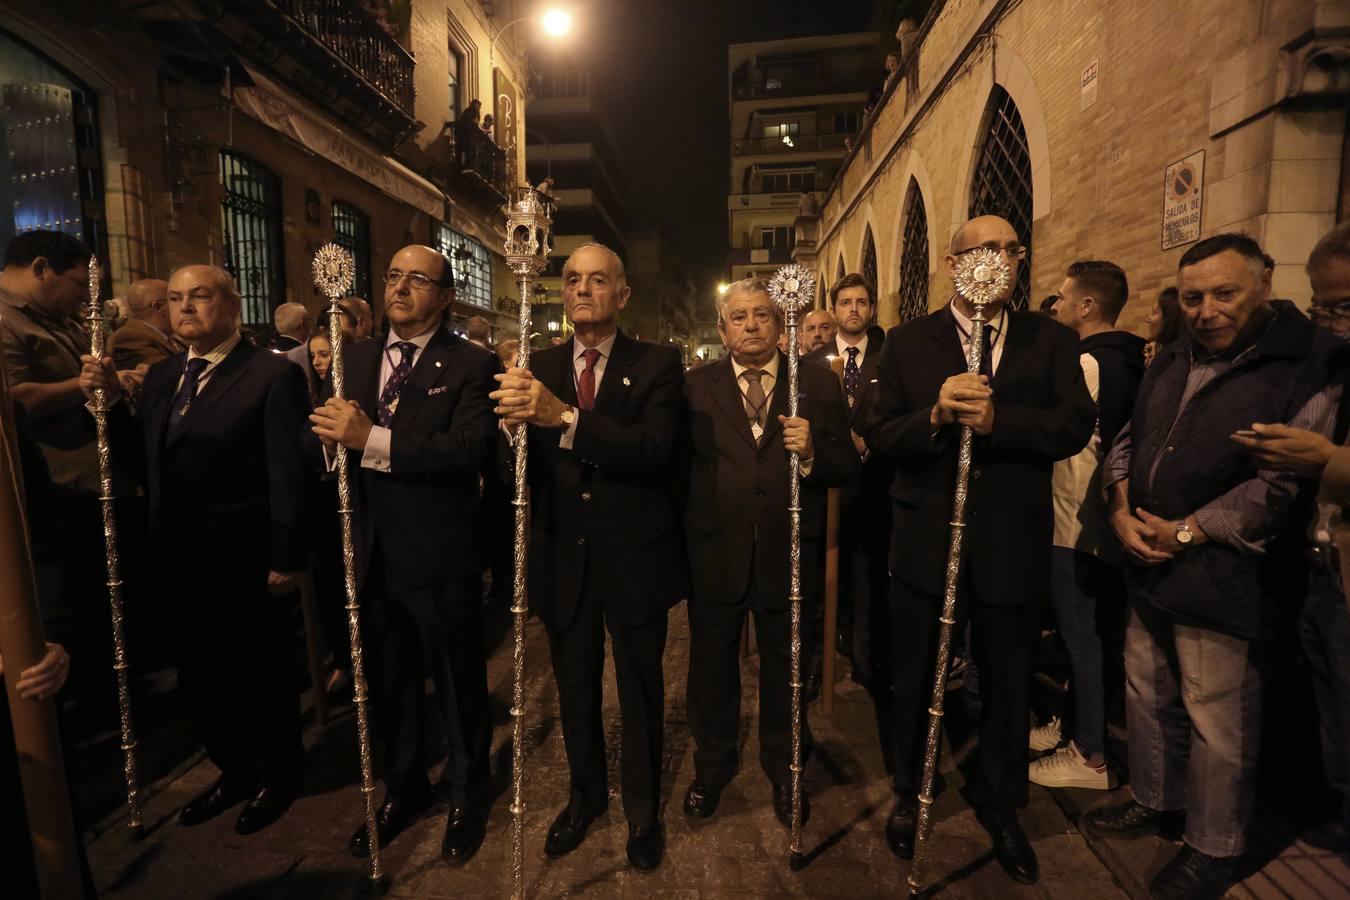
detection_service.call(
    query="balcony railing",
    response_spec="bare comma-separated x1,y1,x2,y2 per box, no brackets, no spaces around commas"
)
450,127,510,206
274,0,415,115
733,131,853,155
732,72,876,102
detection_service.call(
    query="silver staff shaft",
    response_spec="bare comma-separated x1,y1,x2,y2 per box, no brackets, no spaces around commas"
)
907,301,989,897
85,261,143,836
785,315,806,869
326,301,382,886
509,274,533,900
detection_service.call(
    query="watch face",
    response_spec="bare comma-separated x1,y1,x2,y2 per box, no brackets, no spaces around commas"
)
1176,526,1193,544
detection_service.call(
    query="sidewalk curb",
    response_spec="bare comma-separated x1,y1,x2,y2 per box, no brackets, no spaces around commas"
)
1047,788,1151,900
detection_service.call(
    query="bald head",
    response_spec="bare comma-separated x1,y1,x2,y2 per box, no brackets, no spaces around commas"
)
802,308,837,352
339,297,374,340
566,243,627,285
127,278,169,330
274,301,311,340
945,215,1022,310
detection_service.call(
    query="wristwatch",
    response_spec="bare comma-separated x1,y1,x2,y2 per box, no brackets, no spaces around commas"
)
1175,521,1194,545
559,405,576,429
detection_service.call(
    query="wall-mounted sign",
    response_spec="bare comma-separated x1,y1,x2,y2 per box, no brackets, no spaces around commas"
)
1162,150,1204,250
1081,59,1098,110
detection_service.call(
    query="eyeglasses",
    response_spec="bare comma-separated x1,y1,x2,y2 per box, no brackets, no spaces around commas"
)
383,269,443,291
1309,300,1350,322
955,242,1028,261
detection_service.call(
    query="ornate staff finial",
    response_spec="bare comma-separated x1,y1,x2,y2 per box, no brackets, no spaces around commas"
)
312,243,356,302
503,185,552,279
768,264,816,318
951,247,1011,309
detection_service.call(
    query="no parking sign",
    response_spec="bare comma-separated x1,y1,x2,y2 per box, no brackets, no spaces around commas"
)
1162,150,1205,250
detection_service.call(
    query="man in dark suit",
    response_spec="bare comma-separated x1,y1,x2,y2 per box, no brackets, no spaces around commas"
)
80,264,309,835
310,245,500,866
680,278,858,826
859,215,1095,885
805,272,892,734
490,243,684,872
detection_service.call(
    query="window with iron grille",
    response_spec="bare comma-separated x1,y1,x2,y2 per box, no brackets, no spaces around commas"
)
332,200,372,299
967,85,1033,311
898,180,930,323
219,149,284,325
860,225,878,296
436,223,492,309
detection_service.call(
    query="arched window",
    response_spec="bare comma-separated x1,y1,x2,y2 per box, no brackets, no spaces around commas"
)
332,200,372,299
220,149,284,325
897,179,930,323
860,225,878,295
836,253,845,285
968,84,1033,311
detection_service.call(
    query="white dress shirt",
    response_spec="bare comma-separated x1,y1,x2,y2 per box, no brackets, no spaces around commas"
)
835,331,869,362
730,352,813,473
360,326,437,472
558,332,617,450
176,330,242,394
948,298,1008,376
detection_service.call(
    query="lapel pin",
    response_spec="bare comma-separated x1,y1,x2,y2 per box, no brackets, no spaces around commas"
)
622,376,631,387
435,361,442,368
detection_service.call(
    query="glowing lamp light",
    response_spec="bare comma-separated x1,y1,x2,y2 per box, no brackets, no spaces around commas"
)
541,9,572,37
716,281,730,295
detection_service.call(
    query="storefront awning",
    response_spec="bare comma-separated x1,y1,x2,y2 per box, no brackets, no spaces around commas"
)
232,66,445,219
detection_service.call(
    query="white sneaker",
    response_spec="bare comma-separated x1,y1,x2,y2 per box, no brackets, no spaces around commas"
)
1029,716,1063,752
1029,744,1117,790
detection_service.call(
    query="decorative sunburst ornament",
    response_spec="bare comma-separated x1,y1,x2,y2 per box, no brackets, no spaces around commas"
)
312,243,355,301
768,264,816,317
952,247,1011,309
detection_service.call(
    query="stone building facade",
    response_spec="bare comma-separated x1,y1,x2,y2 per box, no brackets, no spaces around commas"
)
0,0,537,340
796,0,1349,334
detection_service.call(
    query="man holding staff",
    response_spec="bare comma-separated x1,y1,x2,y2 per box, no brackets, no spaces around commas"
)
860,215,1094,885
310,245,500,865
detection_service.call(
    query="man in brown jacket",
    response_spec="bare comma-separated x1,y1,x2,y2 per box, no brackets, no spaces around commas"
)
108,278,179,370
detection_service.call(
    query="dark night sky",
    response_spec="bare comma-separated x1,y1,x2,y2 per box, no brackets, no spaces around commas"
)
556,0,881,298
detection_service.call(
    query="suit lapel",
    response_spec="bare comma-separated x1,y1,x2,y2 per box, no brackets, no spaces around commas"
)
165,341,252,448
543,339,578,407
390,327,453,427
927,306,968,376
709,358,759,452
989,311,1030,386
760,350,792,447
593,331,635,415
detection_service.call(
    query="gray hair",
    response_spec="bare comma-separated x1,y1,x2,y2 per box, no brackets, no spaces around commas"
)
715,277,782,326
169,264,242,308
565,242,627,285
1308,221,1350,272
273,301,310,335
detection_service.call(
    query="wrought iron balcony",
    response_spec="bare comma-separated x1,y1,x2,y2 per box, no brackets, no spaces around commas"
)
193,0,418,148
449,127,510,207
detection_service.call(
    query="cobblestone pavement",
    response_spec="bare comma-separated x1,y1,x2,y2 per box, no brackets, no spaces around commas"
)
86,606,1128,899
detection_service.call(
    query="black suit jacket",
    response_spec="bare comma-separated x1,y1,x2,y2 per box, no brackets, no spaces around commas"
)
682,353,860,610
859,307,1095,605
523,331,686,631
113,340,310,590
327,327,500,604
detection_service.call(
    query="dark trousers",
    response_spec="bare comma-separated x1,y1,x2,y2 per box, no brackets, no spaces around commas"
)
1050,547,1119,758
308,478,350,670
888,574,1035,812
547,595,668,828
1300,569,1350,826
366,556,489,808
165,571,303,788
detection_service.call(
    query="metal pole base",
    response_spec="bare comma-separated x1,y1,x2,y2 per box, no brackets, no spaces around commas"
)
353,873,389,897
126,821,145,842
789,851,807,872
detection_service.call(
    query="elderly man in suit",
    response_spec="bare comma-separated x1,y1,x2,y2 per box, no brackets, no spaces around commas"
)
860,215,1095,885
310,245,500,865
680,277,858,826
108,278,179,371
490,242,685,872
80,264,310,835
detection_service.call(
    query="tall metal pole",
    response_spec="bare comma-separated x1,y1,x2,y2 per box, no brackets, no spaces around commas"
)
503,187,552,899
85,258,143,836
311,245,383,889
907,247,1010,896
768,264,816,872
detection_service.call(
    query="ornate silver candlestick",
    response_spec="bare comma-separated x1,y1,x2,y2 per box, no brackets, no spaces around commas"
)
768,264,815,871
907,247,1010,896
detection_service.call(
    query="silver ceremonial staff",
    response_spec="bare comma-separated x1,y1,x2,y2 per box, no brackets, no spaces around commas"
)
85,258,144,836
768,263,816,872
311,244,383,889
503,186,552,899
907,247,1011,897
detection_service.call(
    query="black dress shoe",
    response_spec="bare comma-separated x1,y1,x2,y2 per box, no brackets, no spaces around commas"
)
1149,845,1238,900
772,783,810,829
179,775,252,827
544,804,603,859
348,792,433,857
626,822,664,872
1082,800,1185,841
683,781,723,819
234,783,297,835
885,796,917,859
975,807,1039,885
441,806,486,866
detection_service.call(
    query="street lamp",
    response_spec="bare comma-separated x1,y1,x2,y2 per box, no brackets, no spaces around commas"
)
489,8,573,73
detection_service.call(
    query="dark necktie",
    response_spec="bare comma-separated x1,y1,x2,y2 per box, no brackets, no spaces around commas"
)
844,346,860,405
577,348,601,411
168,357,209,431
742,369,768,437
377,341,417,427
979,323,995,383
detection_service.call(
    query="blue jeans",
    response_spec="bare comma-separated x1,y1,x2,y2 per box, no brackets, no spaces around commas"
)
1299,569,1350,826
1050,547,1115,758
1124,592,1262,857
